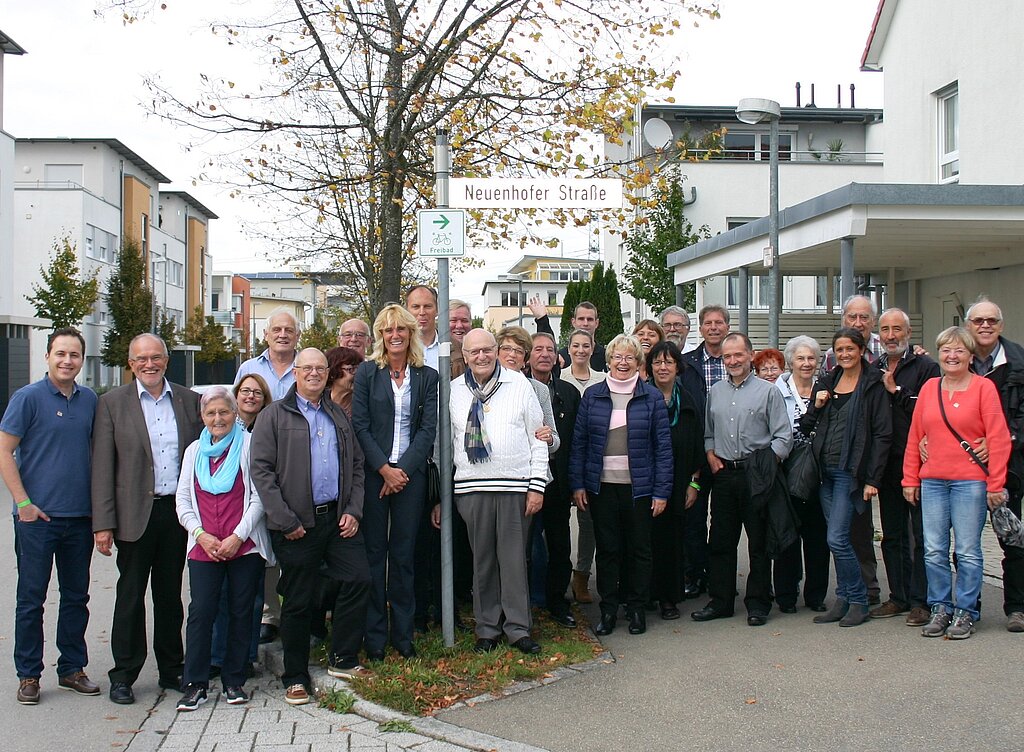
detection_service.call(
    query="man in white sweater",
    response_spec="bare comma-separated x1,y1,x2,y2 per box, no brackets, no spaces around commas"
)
451,329,549,654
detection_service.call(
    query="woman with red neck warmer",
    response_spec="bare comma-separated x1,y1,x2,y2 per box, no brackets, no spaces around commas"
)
569,334,673,637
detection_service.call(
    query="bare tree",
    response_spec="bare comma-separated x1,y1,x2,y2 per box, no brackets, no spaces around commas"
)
117,0,719,312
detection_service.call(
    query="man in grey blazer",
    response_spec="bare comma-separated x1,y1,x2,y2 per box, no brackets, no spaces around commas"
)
92,334,202,705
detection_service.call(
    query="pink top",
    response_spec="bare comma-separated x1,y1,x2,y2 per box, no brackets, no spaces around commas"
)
903,375,1011,492
189,454,256,562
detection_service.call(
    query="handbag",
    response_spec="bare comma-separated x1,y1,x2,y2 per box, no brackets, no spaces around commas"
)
425,456,441,506
936,379,989,475
783,440,820,501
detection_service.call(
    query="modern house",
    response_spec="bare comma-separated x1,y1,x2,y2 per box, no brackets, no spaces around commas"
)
480,254,599,331
663,0,1024,348
8,138,216,387
239,269,320,350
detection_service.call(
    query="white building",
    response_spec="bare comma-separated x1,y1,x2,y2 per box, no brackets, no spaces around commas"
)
8,139,216,387
664,0,1024,348
480,254,599,332
606,102,884,331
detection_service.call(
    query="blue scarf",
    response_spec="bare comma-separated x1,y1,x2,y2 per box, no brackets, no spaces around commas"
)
464,363,502,464
195,423,245,495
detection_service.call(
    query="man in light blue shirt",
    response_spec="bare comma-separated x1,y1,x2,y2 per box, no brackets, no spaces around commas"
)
235,309,300,400
406,285,440,372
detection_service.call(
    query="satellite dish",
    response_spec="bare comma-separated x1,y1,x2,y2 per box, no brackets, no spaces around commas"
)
642,117,673,149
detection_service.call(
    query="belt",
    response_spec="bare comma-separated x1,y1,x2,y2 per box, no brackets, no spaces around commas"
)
720,458,748,470
313,500,338,517
154,494,175,502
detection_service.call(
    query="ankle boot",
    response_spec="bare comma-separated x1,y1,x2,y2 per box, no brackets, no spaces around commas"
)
572,570,593,604
839,603,870,627
813,598,849,624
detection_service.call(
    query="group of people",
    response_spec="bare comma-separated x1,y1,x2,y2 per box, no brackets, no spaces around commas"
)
4,287,1023,713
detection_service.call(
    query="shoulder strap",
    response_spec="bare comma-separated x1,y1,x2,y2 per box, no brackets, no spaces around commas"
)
936,378,989,475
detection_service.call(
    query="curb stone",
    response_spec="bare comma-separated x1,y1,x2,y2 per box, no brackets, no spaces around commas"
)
258,631,613,752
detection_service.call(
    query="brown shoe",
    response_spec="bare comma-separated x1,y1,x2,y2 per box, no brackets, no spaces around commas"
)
905,606,931,627
1007,611,1024,633
284,683,310,706
58,671,101,696
572,570,593,604
17,678,40,705
869,600,908,619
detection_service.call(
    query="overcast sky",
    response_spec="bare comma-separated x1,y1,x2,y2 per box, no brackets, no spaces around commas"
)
3,0,884,312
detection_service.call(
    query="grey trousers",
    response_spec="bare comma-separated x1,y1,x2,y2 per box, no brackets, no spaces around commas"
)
456,491,532,641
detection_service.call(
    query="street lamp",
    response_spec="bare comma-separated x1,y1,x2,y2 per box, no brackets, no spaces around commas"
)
736,97,782,348
498,272,528,326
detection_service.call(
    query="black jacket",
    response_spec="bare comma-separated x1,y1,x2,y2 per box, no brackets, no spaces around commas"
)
877,350,940,468
544,376,582,502
976,336,1024,493
746,446,798,559
666,384,704,514
684,342,720,393
801,360,892,490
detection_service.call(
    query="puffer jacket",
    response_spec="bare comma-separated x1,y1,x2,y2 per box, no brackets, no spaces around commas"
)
568,377,673,500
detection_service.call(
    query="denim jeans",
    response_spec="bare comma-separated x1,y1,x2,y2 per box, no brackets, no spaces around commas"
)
14,517,93,679
921,478,988,620
819,467,868,606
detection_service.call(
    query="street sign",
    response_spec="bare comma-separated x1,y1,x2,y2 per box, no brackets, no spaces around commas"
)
450,178,622,209
763,245,775,268
417,209,466,258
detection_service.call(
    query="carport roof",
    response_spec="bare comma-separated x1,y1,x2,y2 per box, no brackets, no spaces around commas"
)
667,182,1024,284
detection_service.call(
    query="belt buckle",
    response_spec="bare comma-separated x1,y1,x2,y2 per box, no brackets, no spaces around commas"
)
314,504,331,516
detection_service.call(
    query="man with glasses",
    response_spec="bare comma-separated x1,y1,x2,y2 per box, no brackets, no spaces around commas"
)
236,309,301,401
337,318,371,356
251,348,371,705
660,305,694,353
965,298,1024,632
92,334,203,704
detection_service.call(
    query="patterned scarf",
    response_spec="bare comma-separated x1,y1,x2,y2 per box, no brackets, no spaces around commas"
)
464,363,502,464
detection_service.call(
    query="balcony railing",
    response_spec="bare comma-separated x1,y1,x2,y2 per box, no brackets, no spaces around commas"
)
685,149,883,165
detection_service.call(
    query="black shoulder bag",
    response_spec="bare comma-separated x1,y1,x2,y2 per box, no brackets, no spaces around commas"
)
936,379,989,476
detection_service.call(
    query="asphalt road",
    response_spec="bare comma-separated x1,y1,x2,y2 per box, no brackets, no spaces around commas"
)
0,487,173,752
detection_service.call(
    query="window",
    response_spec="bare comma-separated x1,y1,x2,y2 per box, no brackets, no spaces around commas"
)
85,226,96,260
722,132,792,162
211,292,220,310
232,294,243,313
168,261,184,287
501,290,526,307
726,273,767,308
938,85,959,183
547,291,558,305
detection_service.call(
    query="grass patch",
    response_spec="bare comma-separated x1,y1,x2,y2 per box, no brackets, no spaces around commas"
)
318,685,356,714
378,719,417,733
341,607,602,716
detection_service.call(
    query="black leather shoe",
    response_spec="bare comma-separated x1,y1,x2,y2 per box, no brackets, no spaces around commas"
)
594,613,616,636
691,605,732,622
747,614,768,627
473,638,498,653
628,611,647,635
660,603,681,620
778,604,798,614
396,645,417,659
109,682,135,705
512,636,542,654
365,649,385,662
158,674,183,692
258,624,278,644
807,602,828,612
549,610,577,628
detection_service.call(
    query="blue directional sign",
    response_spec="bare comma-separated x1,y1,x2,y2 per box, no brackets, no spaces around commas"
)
417,209,466,258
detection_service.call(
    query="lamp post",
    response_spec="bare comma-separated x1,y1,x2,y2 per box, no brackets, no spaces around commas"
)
736,97,781,348
499,272,528,325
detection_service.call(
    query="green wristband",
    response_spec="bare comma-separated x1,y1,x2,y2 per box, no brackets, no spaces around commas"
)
17,498,32,509
689,481,701,491
193,527,206,540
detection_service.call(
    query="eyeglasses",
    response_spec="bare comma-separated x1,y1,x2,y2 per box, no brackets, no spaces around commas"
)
938,347,970,357
342,332,369,340
464,347,496,357
968,317,1001,327
238,388,264,397
297,365,328,374
758,365,782,375
129,355,166,364
498,345,526,356
662,322,689,331
610,354,637,363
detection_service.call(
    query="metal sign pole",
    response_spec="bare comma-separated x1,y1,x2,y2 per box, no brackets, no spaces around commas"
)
434,129,456,647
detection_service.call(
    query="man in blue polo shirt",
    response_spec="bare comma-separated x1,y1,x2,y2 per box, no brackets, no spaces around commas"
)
0,328,99,706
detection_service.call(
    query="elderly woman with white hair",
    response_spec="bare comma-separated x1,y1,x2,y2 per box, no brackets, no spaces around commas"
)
569,334,673,637
175,386,274,711
774,336,830,612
